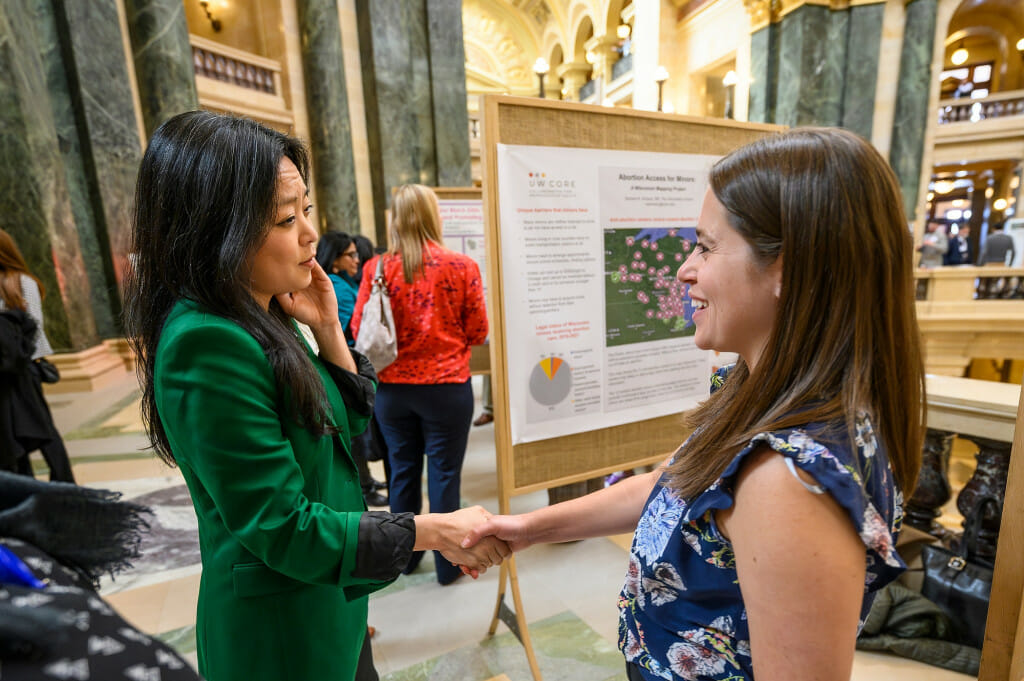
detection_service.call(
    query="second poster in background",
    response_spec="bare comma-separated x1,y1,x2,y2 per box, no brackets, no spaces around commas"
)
496,143,725,445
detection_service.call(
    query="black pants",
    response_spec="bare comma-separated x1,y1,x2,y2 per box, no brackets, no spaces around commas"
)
355,628,378,681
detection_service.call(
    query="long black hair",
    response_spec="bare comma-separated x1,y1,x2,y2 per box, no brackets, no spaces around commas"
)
123,111,335,466
314,231,355,274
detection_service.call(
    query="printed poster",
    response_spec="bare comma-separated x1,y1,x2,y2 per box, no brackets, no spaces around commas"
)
497,144,723,444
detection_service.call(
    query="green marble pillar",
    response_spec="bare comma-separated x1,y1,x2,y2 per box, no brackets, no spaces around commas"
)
124,0,198,138
774,5,846,127
889,0,937,222
748,23,778,124
0,0,99,350
298,0,360,234
29,0,116,338
52,0,144,334
356,0,469,240
840,3,884,139
426,0,471,187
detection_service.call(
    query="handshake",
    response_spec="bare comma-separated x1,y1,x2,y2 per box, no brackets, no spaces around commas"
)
415,505,528,579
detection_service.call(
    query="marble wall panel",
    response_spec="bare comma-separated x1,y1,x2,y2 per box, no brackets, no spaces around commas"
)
357,0,436,239
775,5,844,127
298,0,360,234
889,0,937,221
0,0,99,349
841,3,884,140
124,0,198,138
27,0,117,339
54,0,144,333
426,0,470,188
748,25,776,123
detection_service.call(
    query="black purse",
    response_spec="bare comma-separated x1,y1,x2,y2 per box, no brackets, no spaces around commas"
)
920,495,999,649
32,357,60,384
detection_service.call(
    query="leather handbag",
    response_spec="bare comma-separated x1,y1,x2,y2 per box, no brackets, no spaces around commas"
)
355,257,398,371
32,358,60,384
920,495,999,649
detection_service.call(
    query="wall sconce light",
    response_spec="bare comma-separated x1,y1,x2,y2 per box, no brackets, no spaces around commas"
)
585,50,597,65
533,57,550,99
199,0,222,32
617,24,631,40
1017,37,1024,52
655,66,669,112
993,198,1008,211
722,70,737,120
933,179,955,195
951,40,968,66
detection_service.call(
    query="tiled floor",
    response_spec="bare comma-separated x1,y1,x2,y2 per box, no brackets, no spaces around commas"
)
38,371,977,680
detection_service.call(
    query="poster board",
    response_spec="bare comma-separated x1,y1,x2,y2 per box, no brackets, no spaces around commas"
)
481,95,781,498
435,187,489,375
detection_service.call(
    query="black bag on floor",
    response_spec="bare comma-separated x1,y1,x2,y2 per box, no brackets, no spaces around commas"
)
920,495,1000,649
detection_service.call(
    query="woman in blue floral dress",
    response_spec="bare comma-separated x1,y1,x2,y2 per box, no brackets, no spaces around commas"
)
463,128,925,680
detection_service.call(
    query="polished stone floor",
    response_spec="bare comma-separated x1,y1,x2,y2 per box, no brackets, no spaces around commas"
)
36,372,976,681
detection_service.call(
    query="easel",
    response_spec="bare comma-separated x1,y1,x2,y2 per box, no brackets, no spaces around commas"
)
478,94,781,680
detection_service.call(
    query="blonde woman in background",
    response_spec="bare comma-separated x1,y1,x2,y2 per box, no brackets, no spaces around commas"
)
352,184,489,585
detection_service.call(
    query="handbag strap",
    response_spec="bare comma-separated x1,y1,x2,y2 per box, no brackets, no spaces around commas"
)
373,256,387,290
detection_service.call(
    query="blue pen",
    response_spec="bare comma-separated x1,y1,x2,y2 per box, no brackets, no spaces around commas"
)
0,546,46,589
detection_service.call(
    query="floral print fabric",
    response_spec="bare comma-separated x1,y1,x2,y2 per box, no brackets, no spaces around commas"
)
618,366,906,680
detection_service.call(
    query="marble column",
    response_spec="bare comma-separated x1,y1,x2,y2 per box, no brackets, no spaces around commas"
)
0,0,99,349
123,0,198,139
52,0,144,332
747,22,779,124
889,0,937,222
297,0,360,233
774,4,847,128
426,0,471,188
840,2,885,140
356,0,468,240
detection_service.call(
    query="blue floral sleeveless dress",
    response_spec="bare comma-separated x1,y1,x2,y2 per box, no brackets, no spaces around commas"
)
618,367,907,680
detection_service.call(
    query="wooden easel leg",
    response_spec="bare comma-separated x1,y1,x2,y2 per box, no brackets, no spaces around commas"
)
488,555,543,681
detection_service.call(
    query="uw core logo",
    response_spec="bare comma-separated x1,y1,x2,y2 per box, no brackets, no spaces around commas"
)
528,171,575,189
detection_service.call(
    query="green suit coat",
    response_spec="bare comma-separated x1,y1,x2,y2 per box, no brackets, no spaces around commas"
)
154,300,390,681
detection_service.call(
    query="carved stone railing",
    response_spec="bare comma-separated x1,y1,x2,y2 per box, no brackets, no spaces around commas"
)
938,89,1024,125
914,267,1024,376
906,376,1021,564
189,35,292,129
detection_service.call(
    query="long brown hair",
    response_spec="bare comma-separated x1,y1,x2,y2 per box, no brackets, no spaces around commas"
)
668,128,924,500
387,184,443,284
0,228,45,311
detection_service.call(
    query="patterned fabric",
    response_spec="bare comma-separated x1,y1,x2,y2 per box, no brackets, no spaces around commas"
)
618,366,906,680
0,275,52,358
351,242,488,384
0,538,200,680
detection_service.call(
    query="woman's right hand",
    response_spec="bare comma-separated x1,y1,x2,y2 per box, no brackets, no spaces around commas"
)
414,506,511,576
460,514,533,553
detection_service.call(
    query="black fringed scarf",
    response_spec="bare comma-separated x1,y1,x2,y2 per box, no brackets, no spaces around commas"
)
0,471,151,587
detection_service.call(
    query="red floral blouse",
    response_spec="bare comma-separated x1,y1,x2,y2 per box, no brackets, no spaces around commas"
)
351,242,488,384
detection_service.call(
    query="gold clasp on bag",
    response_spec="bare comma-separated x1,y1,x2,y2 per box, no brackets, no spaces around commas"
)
947,556,966,570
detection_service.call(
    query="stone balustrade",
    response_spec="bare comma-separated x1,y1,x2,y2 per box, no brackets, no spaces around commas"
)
914,267,1024,376
908,375,1021,563
938,89,1024,125
188,35,292,130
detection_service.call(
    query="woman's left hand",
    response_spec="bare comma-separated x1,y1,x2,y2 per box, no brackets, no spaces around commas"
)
275,261,338,330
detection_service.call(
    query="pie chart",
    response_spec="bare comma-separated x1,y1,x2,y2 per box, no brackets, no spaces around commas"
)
528,356,572,406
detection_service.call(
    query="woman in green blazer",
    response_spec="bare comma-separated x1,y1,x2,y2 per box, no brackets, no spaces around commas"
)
124,111,508,681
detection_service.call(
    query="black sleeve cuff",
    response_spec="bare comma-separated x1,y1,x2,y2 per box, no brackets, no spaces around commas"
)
354,512,416,581
320,350,377,417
